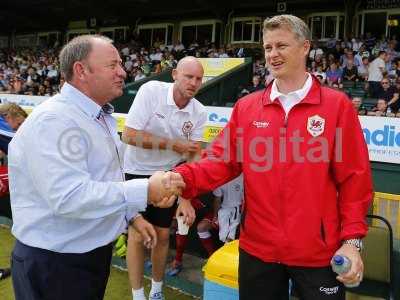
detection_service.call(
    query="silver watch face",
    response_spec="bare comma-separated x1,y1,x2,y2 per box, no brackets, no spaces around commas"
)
357,239,363,250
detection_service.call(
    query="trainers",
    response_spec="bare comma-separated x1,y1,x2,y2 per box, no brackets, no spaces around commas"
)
149,291,164,300
115,234,127,249
166,260,183,276
0,268,11,280
115,243,127,257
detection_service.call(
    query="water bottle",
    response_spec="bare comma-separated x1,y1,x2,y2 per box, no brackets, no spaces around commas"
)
387,106,392,115
331,255,360,288
0,268,10,280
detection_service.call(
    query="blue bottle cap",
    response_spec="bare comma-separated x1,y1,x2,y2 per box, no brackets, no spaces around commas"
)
333,255,344,265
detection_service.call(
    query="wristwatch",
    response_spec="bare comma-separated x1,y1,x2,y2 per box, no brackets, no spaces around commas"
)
343,238,363,252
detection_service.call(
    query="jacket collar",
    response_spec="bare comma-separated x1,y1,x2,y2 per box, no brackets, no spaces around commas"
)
263,74,322,106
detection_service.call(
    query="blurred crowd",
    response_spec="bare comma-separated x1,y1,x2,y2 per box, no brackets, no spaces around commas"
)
240,34,400,117
2,33,400,117
0,38,250,97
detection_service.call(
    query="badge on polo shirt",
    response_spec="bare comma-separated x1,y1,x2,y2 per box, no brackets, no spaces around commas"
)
182,121,194,139
307,115,325,137
234,184,241,192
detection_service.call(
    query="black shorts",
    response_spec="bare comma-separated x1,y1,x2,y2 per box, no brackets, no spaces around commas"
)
238,248,345,300
125,173,177,228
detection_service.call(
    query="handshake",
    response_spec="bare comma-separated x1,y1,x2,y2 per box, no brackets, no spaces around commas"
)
147,171,185,208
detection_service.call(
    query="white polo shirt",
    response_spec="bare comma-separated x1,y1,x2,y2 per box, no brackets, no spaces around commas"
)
124,80,207,175
368,57,385,82
213,174,244,208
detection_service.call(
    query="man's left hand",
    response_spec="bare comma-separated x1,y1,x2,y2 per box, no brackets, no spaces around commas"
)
334,243,364,286
130,215,157,249
176,198,196,226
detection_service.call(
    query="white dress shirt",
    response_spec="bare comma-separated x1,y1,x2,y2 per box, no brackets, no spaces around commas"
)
9,82,148,253
270,73,313,116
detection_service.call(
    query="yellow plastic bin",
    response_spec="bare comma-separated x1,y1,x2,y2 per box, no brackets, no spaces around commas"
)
202,240,239,300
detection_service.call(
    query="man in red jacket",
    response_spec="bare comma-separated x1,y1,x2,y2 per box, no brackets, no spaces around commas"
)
169,15,373,300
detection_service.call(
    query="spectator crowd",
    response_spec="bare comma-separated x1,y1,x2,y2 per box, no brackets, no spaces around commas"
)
2,32,400,117
0,37,248,97
243,33,400,117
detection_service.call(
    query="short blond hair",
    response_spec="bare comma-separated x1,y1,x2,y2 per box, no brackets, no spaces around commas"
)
0,103,28,119
263,14,311,41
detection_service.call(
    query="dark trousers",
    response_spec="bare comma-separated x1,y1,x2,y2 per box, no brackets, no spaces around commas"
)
368,81,382,98
11,240,113,300
239,248,345,300
0,195,11,219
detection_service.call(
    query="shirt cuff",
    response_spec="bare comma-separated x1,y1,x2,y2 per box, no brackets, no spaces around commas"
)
122,178,148,221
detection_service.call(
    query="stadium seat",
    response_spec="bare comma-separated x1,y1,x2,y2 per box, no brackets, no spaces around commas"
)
351,88,367,98
346,214,394,300
362,98,378,111
344,88,353,96
354,82,367,90
343,81,355,89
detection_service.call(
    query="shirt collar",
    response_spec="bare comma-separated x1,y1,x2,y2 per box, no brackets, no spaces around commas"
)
166,83,194,114
60,82,114,119
270,73,313,102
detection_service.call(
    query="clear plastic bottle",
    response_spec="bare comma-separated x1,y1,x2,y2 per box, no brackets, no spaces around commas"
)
331,255,360,288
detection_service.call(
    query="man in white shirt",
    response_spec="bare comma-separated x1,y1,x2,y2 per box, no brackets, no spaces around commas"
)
122,56,207,300
212,174,244,242
308,42,324,61
9,35,182,300
173,41,185,52
357,57,370,81
134,68,146,81
196,174,244,253
368,51,387,97
351,38,363,52
149,48,163,63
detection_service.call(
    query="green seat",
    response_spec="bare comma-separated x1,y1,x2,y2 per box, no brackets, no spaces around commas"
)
351,88,367,98
354,81,367,90
344,87,353,95
362,98,377,111
346,215,394,300
343,81,355,89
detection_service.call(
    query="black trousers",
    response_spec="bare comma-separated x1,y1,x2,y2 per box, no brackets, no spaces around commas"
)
368,81,382,98
239,248,345,300
0,194,11,219
11,240,113,300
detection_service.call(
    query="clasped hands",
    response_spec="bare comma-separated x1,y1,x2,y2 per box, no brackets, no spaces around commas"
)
129,171,190,249
147,171,185,208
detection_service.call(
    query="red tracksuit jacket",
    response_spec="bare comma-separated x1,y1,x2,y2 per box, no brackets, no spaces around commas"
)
175,78,373,267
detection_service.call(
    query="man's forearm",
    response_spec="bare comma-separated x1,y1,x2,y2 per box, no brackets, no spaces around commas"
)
388,95,399,105
122,130,169,150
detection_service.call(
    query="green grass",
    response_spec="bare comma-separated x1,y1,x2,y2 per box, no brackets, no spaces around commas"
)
0,226,196,300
